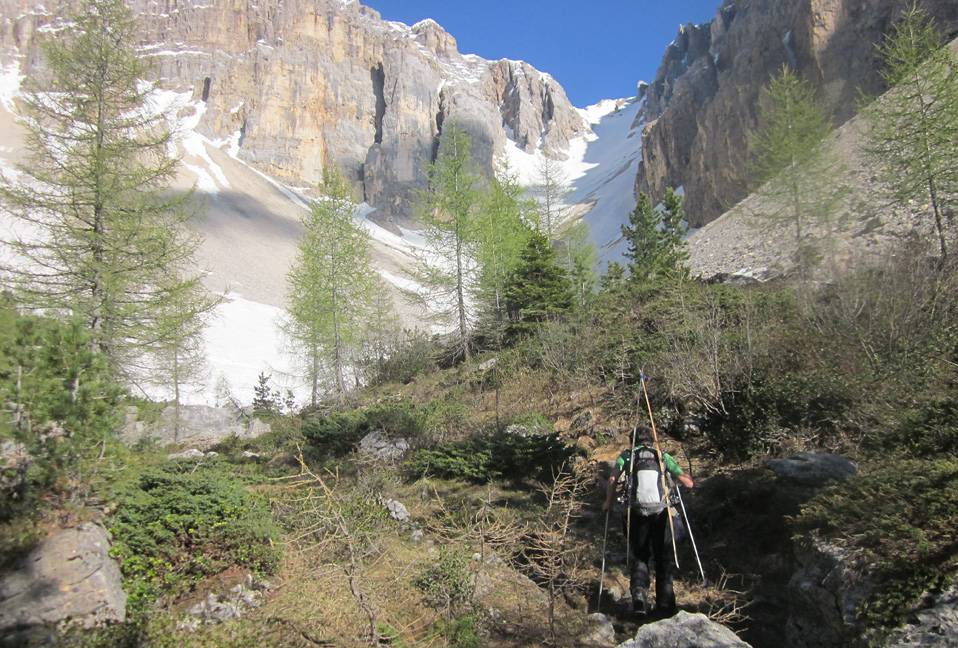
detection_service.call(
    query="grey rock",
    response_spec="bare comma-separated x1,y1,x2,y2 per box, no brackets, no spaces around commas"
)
182,581,263,629
618,611,751,647
584,613,616,646
384,498,411,522
786,535,870,648
478,358,498,372
168,448,206,460
0,522,126,631
359,431,410,460
766,452,858,487
884,588,958,648
123,405,270,449
572,410,594,430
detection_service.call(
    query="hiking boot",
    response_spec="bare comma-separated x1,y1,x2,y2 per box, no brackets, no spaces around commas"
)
632,592,649,619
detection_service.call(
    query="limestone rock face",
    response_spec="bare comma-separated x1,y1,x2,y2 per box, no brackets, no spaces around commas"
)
787,536,871,648
789,538,958,648
122,405,270,448
884,588,958,648
635,0,958,227
0,522,127,632
0,0,586,228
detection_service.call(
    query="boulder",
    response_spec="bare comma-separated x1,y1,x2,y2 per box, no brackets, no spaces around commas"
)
617,611,751,647
789,538,958,648
179,577,268,630
583,612,617,647
766,452,857,487
0,522,126,633
884,587,958,648
358,431,410,461
786,535,870,648
384,498,411,522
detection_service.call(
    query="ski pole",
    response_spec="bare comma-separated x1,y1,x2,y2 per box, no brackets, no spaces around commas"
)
625,419,638,582
675,484,707,588
640,371,679,568
597,507,610,612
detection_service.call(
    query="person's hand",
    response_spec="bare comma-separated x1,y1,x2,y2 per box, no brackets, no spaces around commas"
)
601,499,611,512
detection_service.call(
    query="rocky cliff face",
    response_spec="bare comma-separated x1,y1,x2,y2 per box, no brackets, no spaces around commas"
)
636,0,958,228
0,0,587,228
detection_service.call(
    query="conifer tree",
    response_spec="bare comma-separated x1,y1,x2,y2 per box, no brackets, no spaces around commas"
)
475,162,536,346
412,122,485,360
557,220,598,306
532,155,570,239
0,0,215,382
862,6,958,259
748,65,848,262
600,261,627,291
283,165,382,405
505,232,575,334
621,189,689,282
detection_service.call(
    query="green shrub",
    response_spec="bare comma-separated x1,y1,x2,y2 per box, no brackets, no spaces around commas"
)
427,615,482,648
0,302,126,516
415,547,474,617
405,430,575,484
796,459,958,636
109,462,282,607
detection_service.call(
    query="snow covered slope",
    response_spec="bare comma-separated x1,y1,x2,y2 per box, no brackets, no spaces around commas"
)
1,49,644,407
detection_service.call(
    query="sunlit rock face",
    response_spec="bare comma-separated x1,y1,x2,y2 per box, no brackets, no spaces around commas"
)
634,0,958,228
0,0,586,228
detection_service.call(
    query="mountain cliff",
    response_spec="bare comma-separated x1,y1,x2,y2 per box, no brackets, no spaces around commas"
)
635,0,958,227
0,0,587,229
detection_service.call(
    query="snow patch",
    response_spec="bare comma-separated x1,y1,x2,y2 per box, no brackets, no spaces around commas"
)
0,62,23,113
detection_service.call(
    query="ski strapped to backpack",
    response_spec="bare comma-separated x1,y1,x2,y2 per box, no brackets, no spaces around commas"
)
640,371,680,567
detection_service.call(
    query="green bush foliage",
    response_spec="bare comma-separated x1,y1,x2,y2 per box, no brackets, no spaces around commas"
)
0,300,126,516
405,430,575,484
796,459,958,635
415,546,474,618
302,400,428,458
109,462,282,607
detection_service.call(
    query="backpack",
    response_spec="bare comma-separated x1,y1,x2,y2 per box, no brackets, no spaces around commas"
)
625,446,671,514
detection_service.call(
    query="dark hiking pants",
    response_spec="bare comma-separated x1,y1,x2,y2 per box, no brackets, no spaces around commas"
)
624,508,675,612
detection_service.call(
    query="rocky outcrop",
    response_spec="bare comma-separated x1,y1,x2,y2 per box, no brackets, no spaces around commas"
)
617,611,752,647
789,537,958,648
0,522,126,635
884,588,958,648
122,405,270,448
787,535,870,648
0,0,587,228
635,0,958,228
766,452,858,487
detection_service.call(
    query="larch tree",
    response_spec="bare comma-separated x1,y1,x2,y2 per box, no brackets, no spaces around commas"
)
532,154,570,239
283,165,382,406
556,220,598,306
475,161,535,347
861,6,958,259
412,122,485,360
748,65,849,263
0,0,215,384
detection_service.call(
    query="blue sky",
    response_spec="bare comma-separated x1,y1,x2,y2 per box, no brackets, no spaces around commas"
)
362,0,723,108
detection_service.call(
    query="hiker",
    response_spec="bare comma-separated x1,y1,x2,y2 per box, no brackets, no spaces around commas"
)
601,426,694,618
